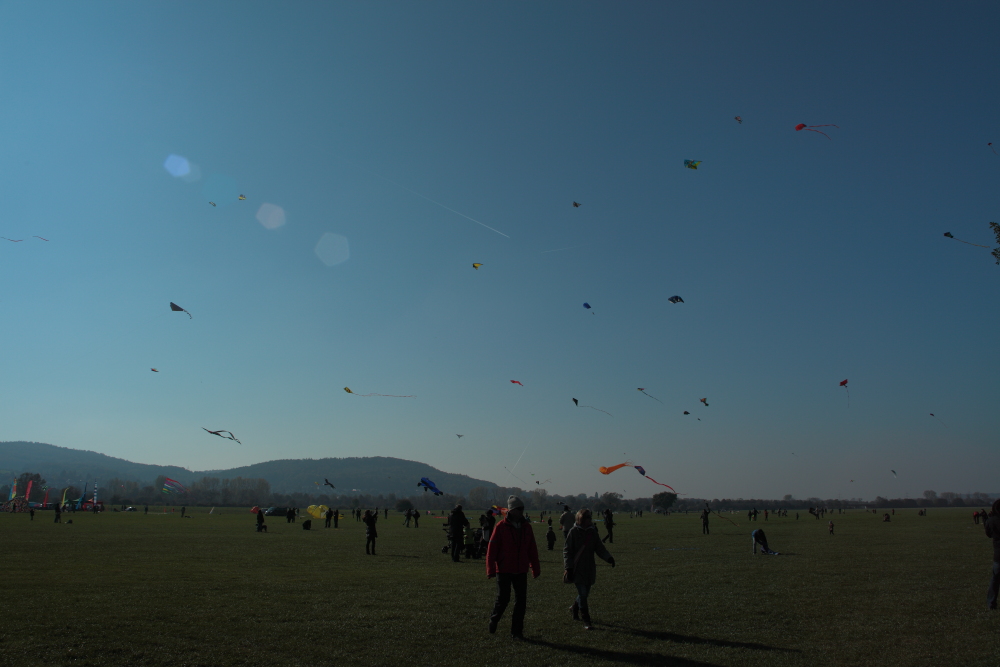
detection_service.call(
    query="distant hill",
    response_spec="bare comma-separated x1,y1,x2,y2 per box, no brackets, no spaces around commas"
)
0,441,499,496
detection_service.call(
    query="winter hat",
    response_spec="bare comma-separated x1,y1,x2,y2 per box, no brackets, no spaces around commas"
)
507,495,525,510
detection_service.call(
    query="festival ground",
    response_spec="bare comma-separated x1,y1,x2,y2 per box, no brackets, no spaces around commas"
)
2,507,996,666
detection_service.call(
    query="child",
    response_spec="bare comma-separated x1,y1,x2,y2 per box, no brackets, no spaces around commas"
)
464,525,476,559
828,520,834,535
546,525,557,550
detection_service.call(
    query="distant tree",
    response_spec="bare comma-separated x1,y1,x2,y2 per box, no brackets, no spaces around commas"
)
783,494,793,501
923,490,937,500
467,486,490,509
652,492,677,511
939,492,956,501
991,221,1000,264
395,499,413,513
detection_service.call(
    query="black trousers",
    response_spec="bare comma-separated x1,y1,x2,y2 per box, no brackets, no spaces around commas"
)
490,573,528,636
450,538,463,561
702,522,709,535
602,527,613,543
366,537,376,554
325,518,331,528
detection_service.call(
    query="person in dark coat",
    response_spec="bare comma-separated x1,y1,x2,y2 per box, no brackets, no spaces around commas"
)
984,499,1000,610
286,508,295,523
333,508,339,528
701,508,710,535
412,510,419,528
363,509,378,555
325,508,334,528
546,526,557,550
563,509,615,629
601,509,615,544
449,504,470,562
256,508,266,533
180,507,186,518
559,505,575,539
752,529,777,555
486,496,540,639
54,506,61,523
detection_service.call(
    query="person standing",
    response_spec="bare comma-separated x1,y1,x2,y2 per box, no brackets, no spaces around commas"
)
701,508,710,535
256,508,266,533
486,496,540,639
181,506,186,518
412,510,419,528
983,499,1000,610
449,504,469,562
403,509,411,527
144,505,148,515
563,508,615,629
325,508,334,528
559,505,575,539
333,508,340,529
363,509,378,555
828,520,835,535
54,505,61,523
601,509,615,544
29,508,35,521
384,507,388,520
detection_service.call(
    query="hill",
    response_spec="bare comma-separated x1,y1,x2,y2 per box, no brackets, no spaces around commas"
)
0,442,498,496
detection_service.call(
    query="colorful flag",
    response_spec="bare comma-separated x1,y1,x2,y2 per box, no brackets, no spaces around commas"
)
8,478,16,500
25,480,33,501
75,482,87,510
162,478,186,494
61,488,68,507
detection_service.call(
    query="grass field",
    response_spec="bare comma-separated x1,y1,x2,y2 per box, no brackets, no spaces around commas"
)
2,507,997,666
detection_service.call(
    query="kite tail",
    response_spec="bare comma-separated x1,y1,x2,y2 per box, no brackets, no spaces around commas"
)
933,415,948,426
598,462,633,475
183,310,192,319
954,238,991,248
807,129,833,140
643,476,675,492
582,405,613,417
356,393,415,398
713,511,740,527
641,391,663,404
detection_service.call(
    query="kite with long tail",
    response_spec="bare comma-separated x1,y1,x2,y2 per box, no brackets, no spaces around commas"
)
637,388,663,403
598,462,632,475
343,387,415,397
572,398,612,416
203,428,241,444
839,379,849,407
170,302,192,319
795,123,839,140
929,413,947,426
705,502,739,527
990,143,997,155
943,232,990,248
632,465,676,492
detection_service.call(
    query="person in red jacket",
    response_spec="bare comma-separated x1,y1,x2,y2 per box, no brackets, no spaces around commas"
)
486,495,540,639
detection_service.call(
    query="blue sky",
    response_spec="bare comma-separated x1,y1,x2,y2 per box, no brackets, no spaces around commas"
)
1,2,997,500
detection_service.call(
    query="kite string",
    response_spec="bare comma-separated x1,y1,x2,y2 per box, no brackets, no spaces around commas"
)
953,238,990,248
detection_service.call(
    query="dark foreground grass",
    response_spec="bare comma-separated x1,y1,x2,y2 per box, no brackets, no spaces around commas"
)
1,507,998,666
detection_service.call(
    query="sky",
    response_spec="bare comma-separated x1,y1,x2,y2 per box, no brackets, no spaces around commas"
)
1,2,998,501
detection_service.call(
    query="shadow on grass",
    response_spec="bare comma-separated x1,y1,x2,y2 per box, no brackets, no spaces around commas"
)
600,623,800,653
382,554,421,558
524,638,722,666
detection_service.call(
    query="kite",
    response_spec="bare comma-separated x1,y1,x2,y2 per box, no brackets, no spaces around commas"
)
795,123,838,140
417,477,443,496
891,470,897,478
598,462,632,475
510,380,523,386
929,413,947,426
472,263,483,270
306,504,330,519
573,202,581,207
990,143,997,155
170,302,192,319
162,478,186,494
1,237,23,242
202,428,241,444
209,202,217,207
943,232,989,248
239,194,246,200
700,398,709,407
839,379,849,407
583,302,594,314
637,388,663,404
33,236,48,241
668,295,684,304
684,160,701,170
343,387,415,397
456,434,464,438
324,478,335,490
683,411,690,415
572,398,612,416
735,116,742,124
151,368,158,372
632,465,676,492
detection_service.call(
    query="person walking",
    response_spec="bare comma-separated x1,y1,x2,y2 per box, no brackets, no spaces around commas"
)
983,499,1000,610
564,508,616,629
486,496,540,639
325,508,334,528
601,509,615,544
559,505,575,539
363,509,378,555
701,508,710,535
449,504,470,562
828,520,835,535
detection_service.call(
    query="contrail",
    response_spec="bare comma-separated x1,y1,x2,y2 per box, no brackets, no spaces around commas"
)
369,172,510,239
510,446,528,473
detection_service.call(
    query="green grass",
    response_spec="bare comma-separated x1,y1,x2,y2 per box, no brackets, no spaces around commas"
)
2,507,998,666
